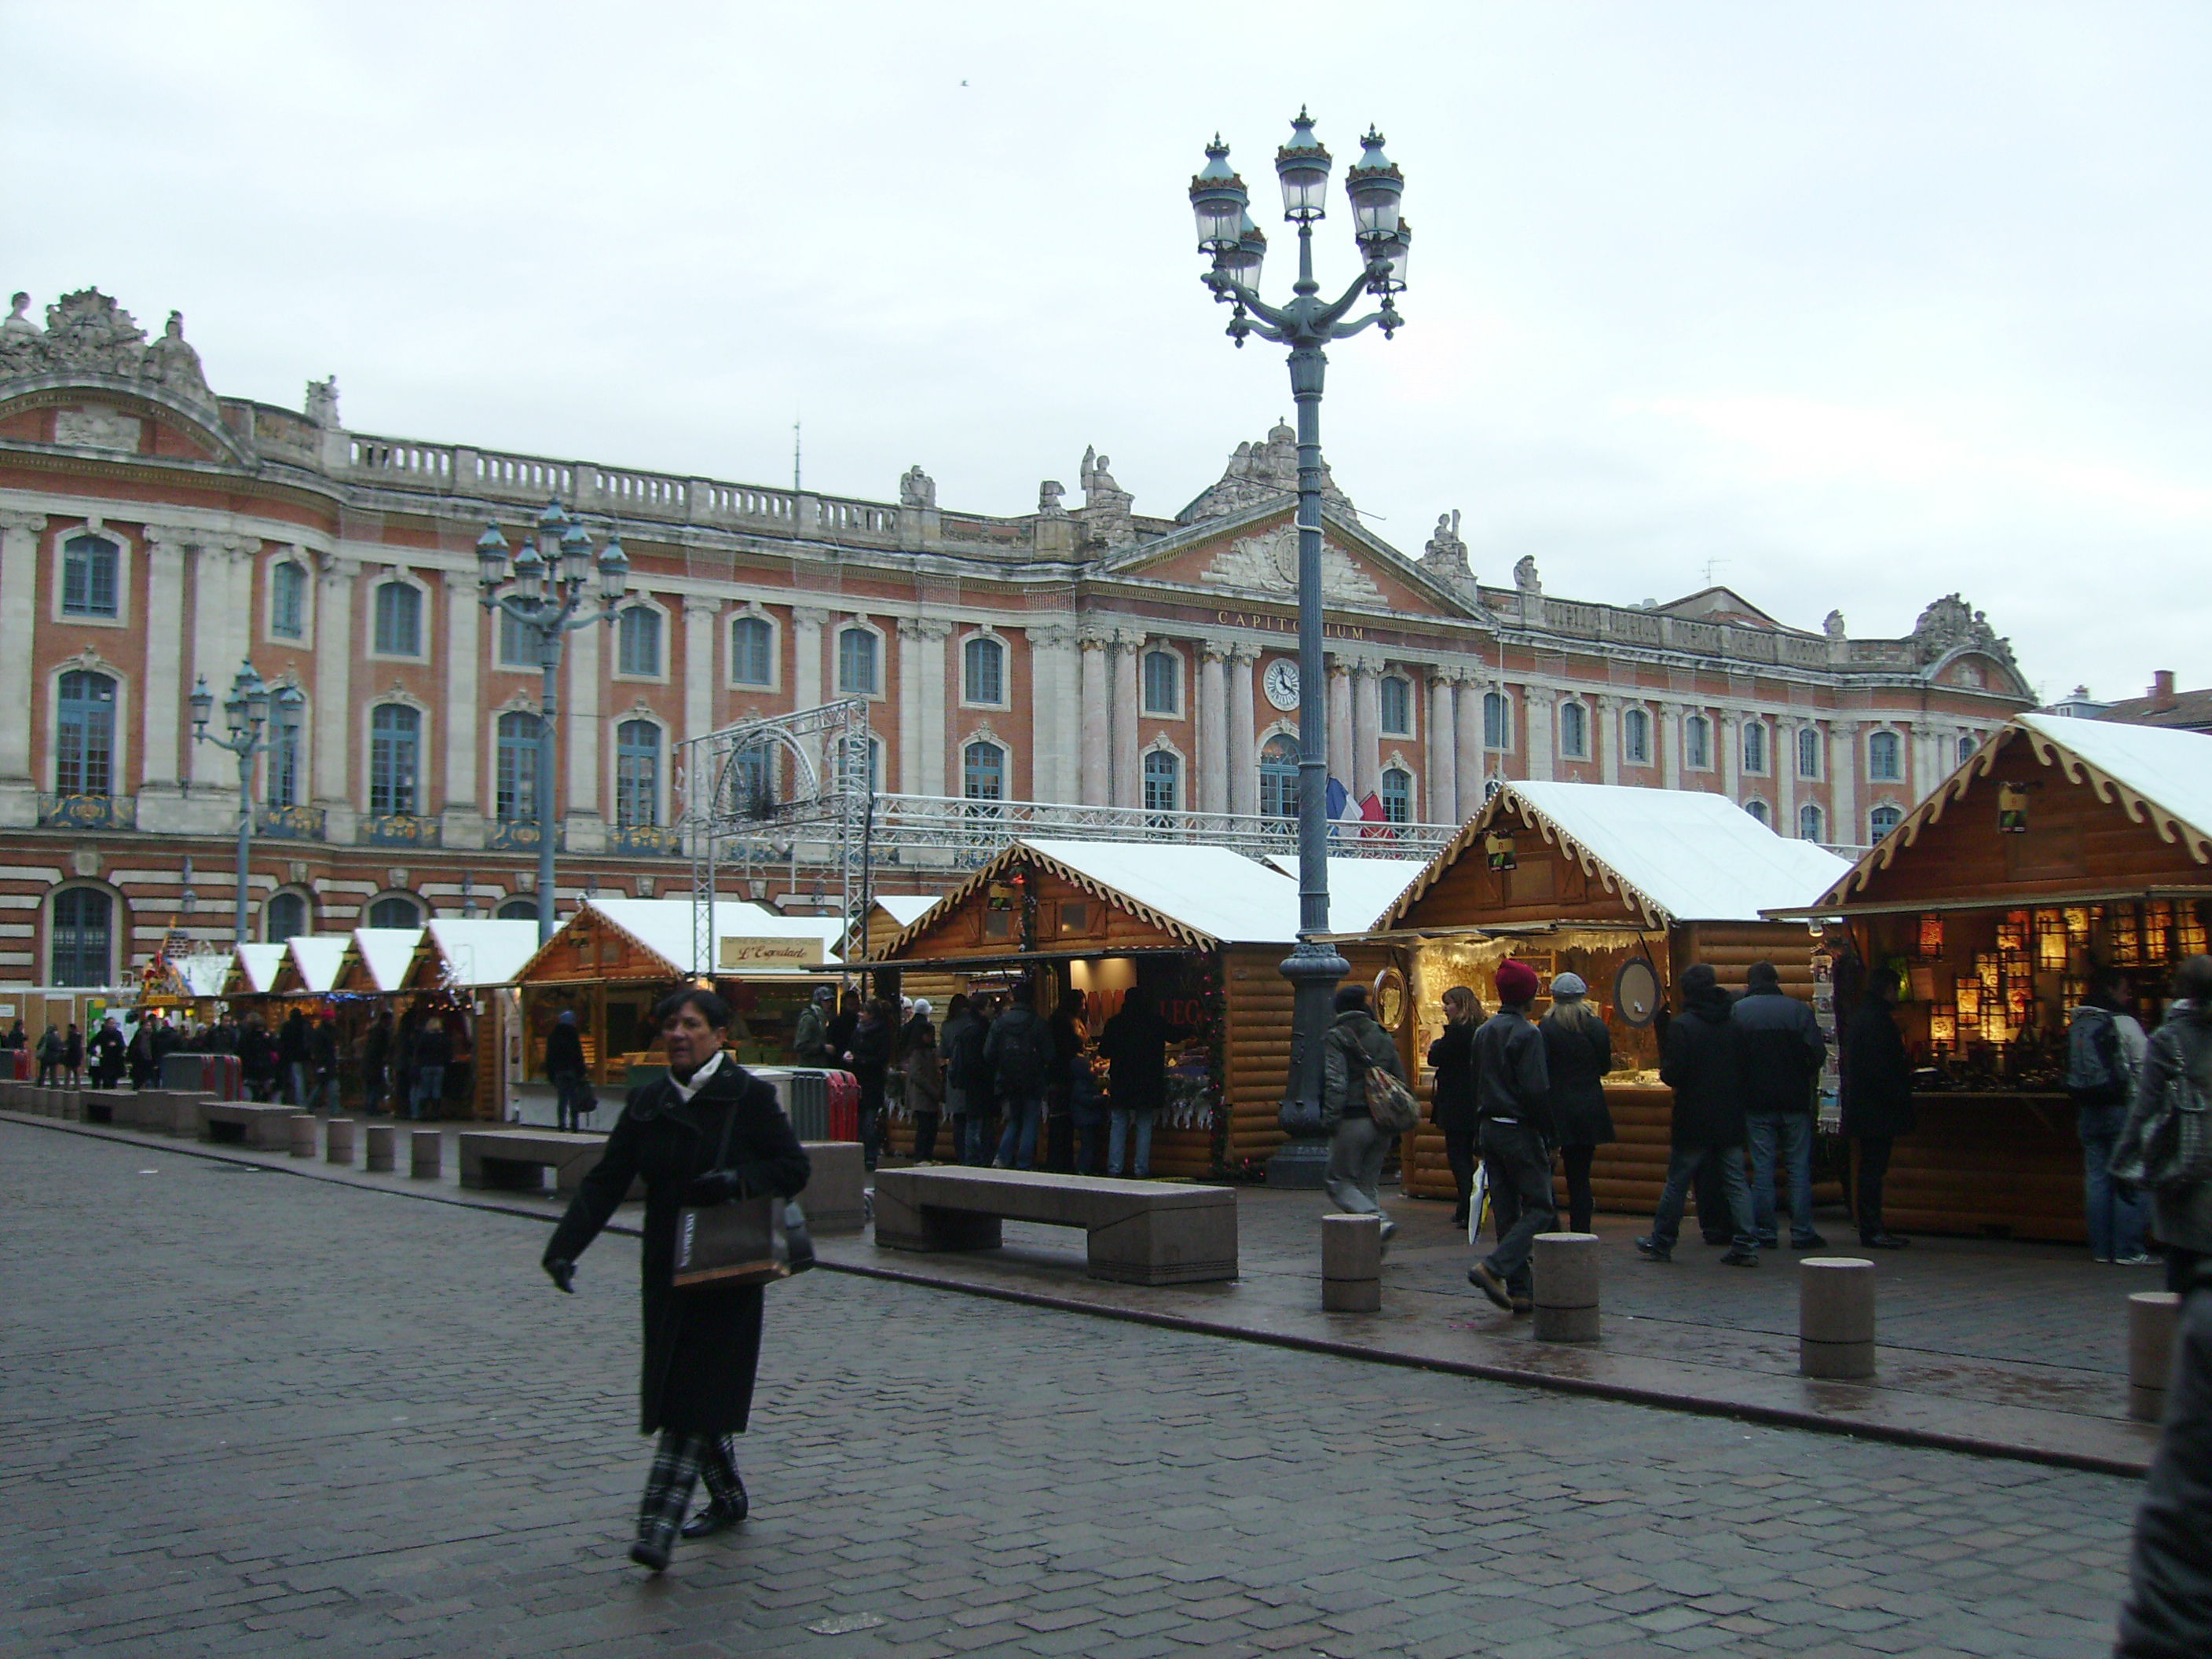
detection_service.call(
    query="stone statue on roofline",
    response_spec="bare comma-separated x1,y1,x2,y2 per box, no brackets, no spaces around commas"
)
1512,553,1541,597
305,376,342,428
143,310,211,403
899,464,936,510
1911,592,2016,671
1421,509,1469,578
1823,610,1847,639
1036,479,1068,518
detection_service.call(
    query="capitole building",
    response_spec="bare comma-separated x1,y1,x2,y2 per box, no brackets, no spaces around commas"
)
0,287,2034,996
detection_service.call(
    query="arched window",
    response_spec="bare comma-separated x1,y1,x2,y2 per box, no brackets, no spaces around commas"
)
731,615,774,686
496,898,538,922
265,890,309,943
1797,727,1822,779
369,705,421,816
1259,734,1300,819
1143,749,1180,813
266,716,301,808
270,559,307,639
1482,692,1511,750
366,893,424,929
497,607,535,668
837,627,878,696
616,606,662,677
1742,720,1767,775
1798,803,1826,844
495,712,540,824
1957,733,1978,766
1380,767,1412,823
963,635,1005,705
1623,708,1651,765
962,741,1005,801
1558,701,1588,759
616,720,661,828
1686,715,1712,771
1745,798,1771,826
1142,650,1180,716
1379,676,1412,737
55,669,117,797
49,886,113,987
1867,731,1903,782
1869,804,1903,841
372,581,423,657
61,534,119,618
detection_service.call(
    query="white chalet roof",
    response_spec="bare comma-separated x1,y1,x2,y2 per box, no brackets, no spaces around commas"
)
1389,782,1853,929
172,952,235,999
579,899,845,978
284,936,350,994
2015,712,2212,855
233,943,287,994
1262,855,1430,932
1006,840,1302,947
421,919,541,987
873,894,943,927
350,928,424,994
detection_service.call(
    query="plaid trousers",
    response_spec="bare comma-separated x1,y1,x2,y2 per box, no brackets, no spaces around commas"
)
635,1430,744,1555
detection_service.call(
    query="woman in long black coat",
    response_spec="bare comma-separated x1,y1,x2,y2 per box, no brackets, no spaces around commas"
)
542,987,811,1573
1426,986,1482,1226
1840,974,1915,1248
1539,972,1616,1234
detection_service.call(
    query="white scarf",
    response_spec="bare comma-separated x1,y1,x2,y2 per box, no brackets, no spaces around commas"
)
668,1049,727,1104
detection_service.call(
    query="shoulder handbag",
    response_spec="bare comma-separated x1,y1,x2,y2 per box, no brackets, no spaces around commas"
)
672,1092,816,1288
1361,1042,1423,1136
2111,1027,2212,1192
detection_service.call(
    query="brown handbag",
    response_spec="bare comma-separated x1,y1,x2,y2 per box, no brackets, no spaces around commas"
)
671,1090,815,1288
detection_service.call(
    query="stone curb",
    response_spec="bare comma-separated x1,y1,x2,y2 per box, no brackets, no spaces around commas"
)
0,1110,2150,1478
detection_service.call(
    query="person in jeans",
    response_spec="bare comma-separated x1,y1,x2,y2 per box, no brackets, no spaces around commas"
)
1426,986,1482,1228
1099,991,1177,1180
360,1009,394,1117
987,987,1051,1170
900,1000,943,1161
1732,960,1828,1251
2067,969,2152,1264
1320,982,1405,1243
2115,955,2212,1295
412,1014,452,1120
1466,959,1554,1313
1639,962,1760,1265
842,999,894,1170
1841,969,1914,1249
1538,973,1613,1236
545,1009,590,1133
306,1016,342,1113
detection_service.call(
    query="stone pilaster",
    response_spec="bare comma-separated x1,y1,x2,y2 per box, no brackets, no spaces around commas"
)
1424,668,1456,827
1078,631,1111,806
792,606,830,711
1327,659,1353,801
681,597,720,745
1719,709,1741,800
1524,690,1554,782
1111,628,1143,808
137,526,211,833
562,599,605,851
1830,720,1860,844
1453,671,1484,820
1228,643,1259,817
1350,657,1382,804
896,617,925,795
1197,641,1231,815
1596,694,1621,786
443,577,486,850
917,620,951,797
1027,623,1079,804
1659,702,1683,790
0,510,45,825
311,554,360,842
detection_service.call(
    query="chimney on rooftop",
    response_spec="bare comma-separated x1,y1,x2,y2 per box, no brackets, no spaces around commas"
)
2151,669,2177,709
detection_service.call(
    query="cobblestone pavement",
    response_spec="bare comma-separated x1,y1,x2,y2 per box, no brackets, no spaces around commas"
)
1,1122,2142,1658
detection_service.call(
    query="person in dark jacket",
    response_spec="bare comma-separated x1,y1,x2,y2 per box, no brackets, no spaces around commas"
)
278,1008,311,1105
937,994,983,1165
1841,970,1914,1248
2115,1255,2212,1657
1426,986,1482,1227
1638,963,1760,1265
1320,983,1406,1241
1099,991,1177,1179
1045,991,1086,1170
62,1023,83,1086
542,985,810,1573
843,998,894,1170
237,1014,277,1101
2112,958,2212,1294
35,1023,61,1086
899,1000,943,1161
89,1018,126,1088
1,1019,21,1049
360,1010,394,1116
1540,972,1615,1236
987,990,1053,1170
793,985,836,1068
1467,959,1555,1312
1733,960,1829,1251
825,991,861,1069
411,1015,452,1120
545,1009,589,1131
307,1016,341,1113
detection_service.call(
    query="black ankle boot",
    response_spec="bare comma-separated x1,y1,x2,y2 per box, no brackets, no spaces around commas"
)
682,1474,749,1537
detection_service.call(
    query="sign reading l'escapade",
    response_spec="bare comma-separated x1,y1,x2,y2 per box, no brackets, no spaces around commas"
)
716,936,826,971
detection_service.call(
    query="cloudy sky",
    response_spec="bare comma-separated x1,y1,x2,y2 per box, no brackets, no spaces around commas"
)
9,2,2208,701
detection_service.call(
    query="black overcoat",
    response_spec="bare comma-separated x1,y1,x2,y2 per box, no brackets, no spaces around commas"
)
1659,987,1747,1148
1840,999,1916,1139
545,1060,811,1437
1425,1021,1478,1133
1539,1010,1616,1148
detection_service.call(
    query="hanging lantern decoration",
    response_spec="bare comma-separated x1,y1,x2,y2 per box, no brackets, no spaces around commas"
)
1485,832,1518,872
1997,782,2031,833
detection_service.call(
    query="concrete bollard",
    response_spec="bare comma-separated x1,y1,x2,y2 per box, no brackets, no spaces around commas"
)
289,1114,320,1158
364,1122,397,1173
2130,1291,2182,1423
1321,1213,1383,1312
409,1129,442,1180
1531,1232,1602,1342
325,1117,357,1166
1799,1256,1877,1379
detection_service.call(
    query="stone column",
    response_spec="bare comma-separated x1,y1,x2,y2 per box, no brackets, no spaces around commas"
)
1454,672,1484,819
1829,721,1859,845
917,620,951,797
1078,631,1111,806
681,597,720,745
1659,702,1683,789
1327,658,1353,801
1719,710,1741,800
1778,717,1798,835
1350,657,1382,804
1596,695,1621,786
140,526,192,816
1111,629,1143,808
443,573,485,849
562,595,604,848
792,606,829,711
311,554,360,840
1028,624,1079,804
0,511,44,826
895,617,925,795
1524,689,1554,782
1228,643,1258,817
1197,642,1231,815
1426,668,1456,826
185,538,247,797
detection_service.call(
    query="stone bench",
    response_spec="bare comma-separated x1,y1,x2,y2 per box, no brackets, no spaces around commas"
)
800,1141,866,1234
79,1089,132,1125
873,1167,1238,1285
124,1090,214,1137
200,1101,302,1150
458,1129,615,1195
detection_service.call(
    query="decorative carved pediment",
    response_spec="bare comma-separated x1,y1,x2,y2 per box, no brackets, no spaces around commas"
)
1,290,214,408
1198,522,1383,605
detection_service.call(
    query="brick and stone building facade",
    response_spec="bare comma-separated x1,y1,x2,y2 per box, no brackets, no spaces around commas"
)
0,287,2034,993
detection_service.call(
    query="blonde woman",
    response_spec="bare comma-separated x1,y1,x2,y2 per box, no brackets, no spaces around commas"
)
1538,973,1615,1234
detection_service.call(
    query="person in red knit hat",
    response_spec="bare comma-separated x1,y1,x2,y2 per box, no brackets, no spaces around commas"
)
1466,958,1555,1313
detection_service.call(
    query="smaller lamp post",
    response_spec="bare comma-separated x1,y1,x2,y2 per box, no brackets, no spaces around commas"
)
190,661,303,943
478,500,631,943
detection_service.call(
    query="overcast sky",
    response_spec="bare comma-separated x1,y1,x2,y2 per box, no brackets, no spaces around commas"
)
9,2,2209,702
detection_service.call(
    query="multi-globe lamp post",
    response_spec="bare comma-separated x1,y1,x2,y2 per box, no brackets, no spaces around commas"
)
189,662,306,945
1188,111,1408,1184
476,500,631,944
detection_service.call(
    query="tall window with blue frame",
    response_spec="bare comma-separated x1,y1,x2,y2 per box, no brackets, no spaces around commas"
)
495,712,539,824
616,720,661,828
56,670,117,797
61,535,119,617
1259,734,1300,819
370,705,421,817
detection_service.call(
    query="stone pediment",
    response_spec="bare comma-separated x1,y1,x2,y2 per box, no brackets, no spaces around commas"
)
0,379,250,468
1104,507,1475,620
1198,521,1382,605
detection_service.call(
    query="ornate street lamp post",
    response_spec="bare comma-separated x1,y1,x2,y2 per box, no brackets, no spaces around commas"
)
477,500,630,943
190,662,306,944
1189,112,1408,1185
